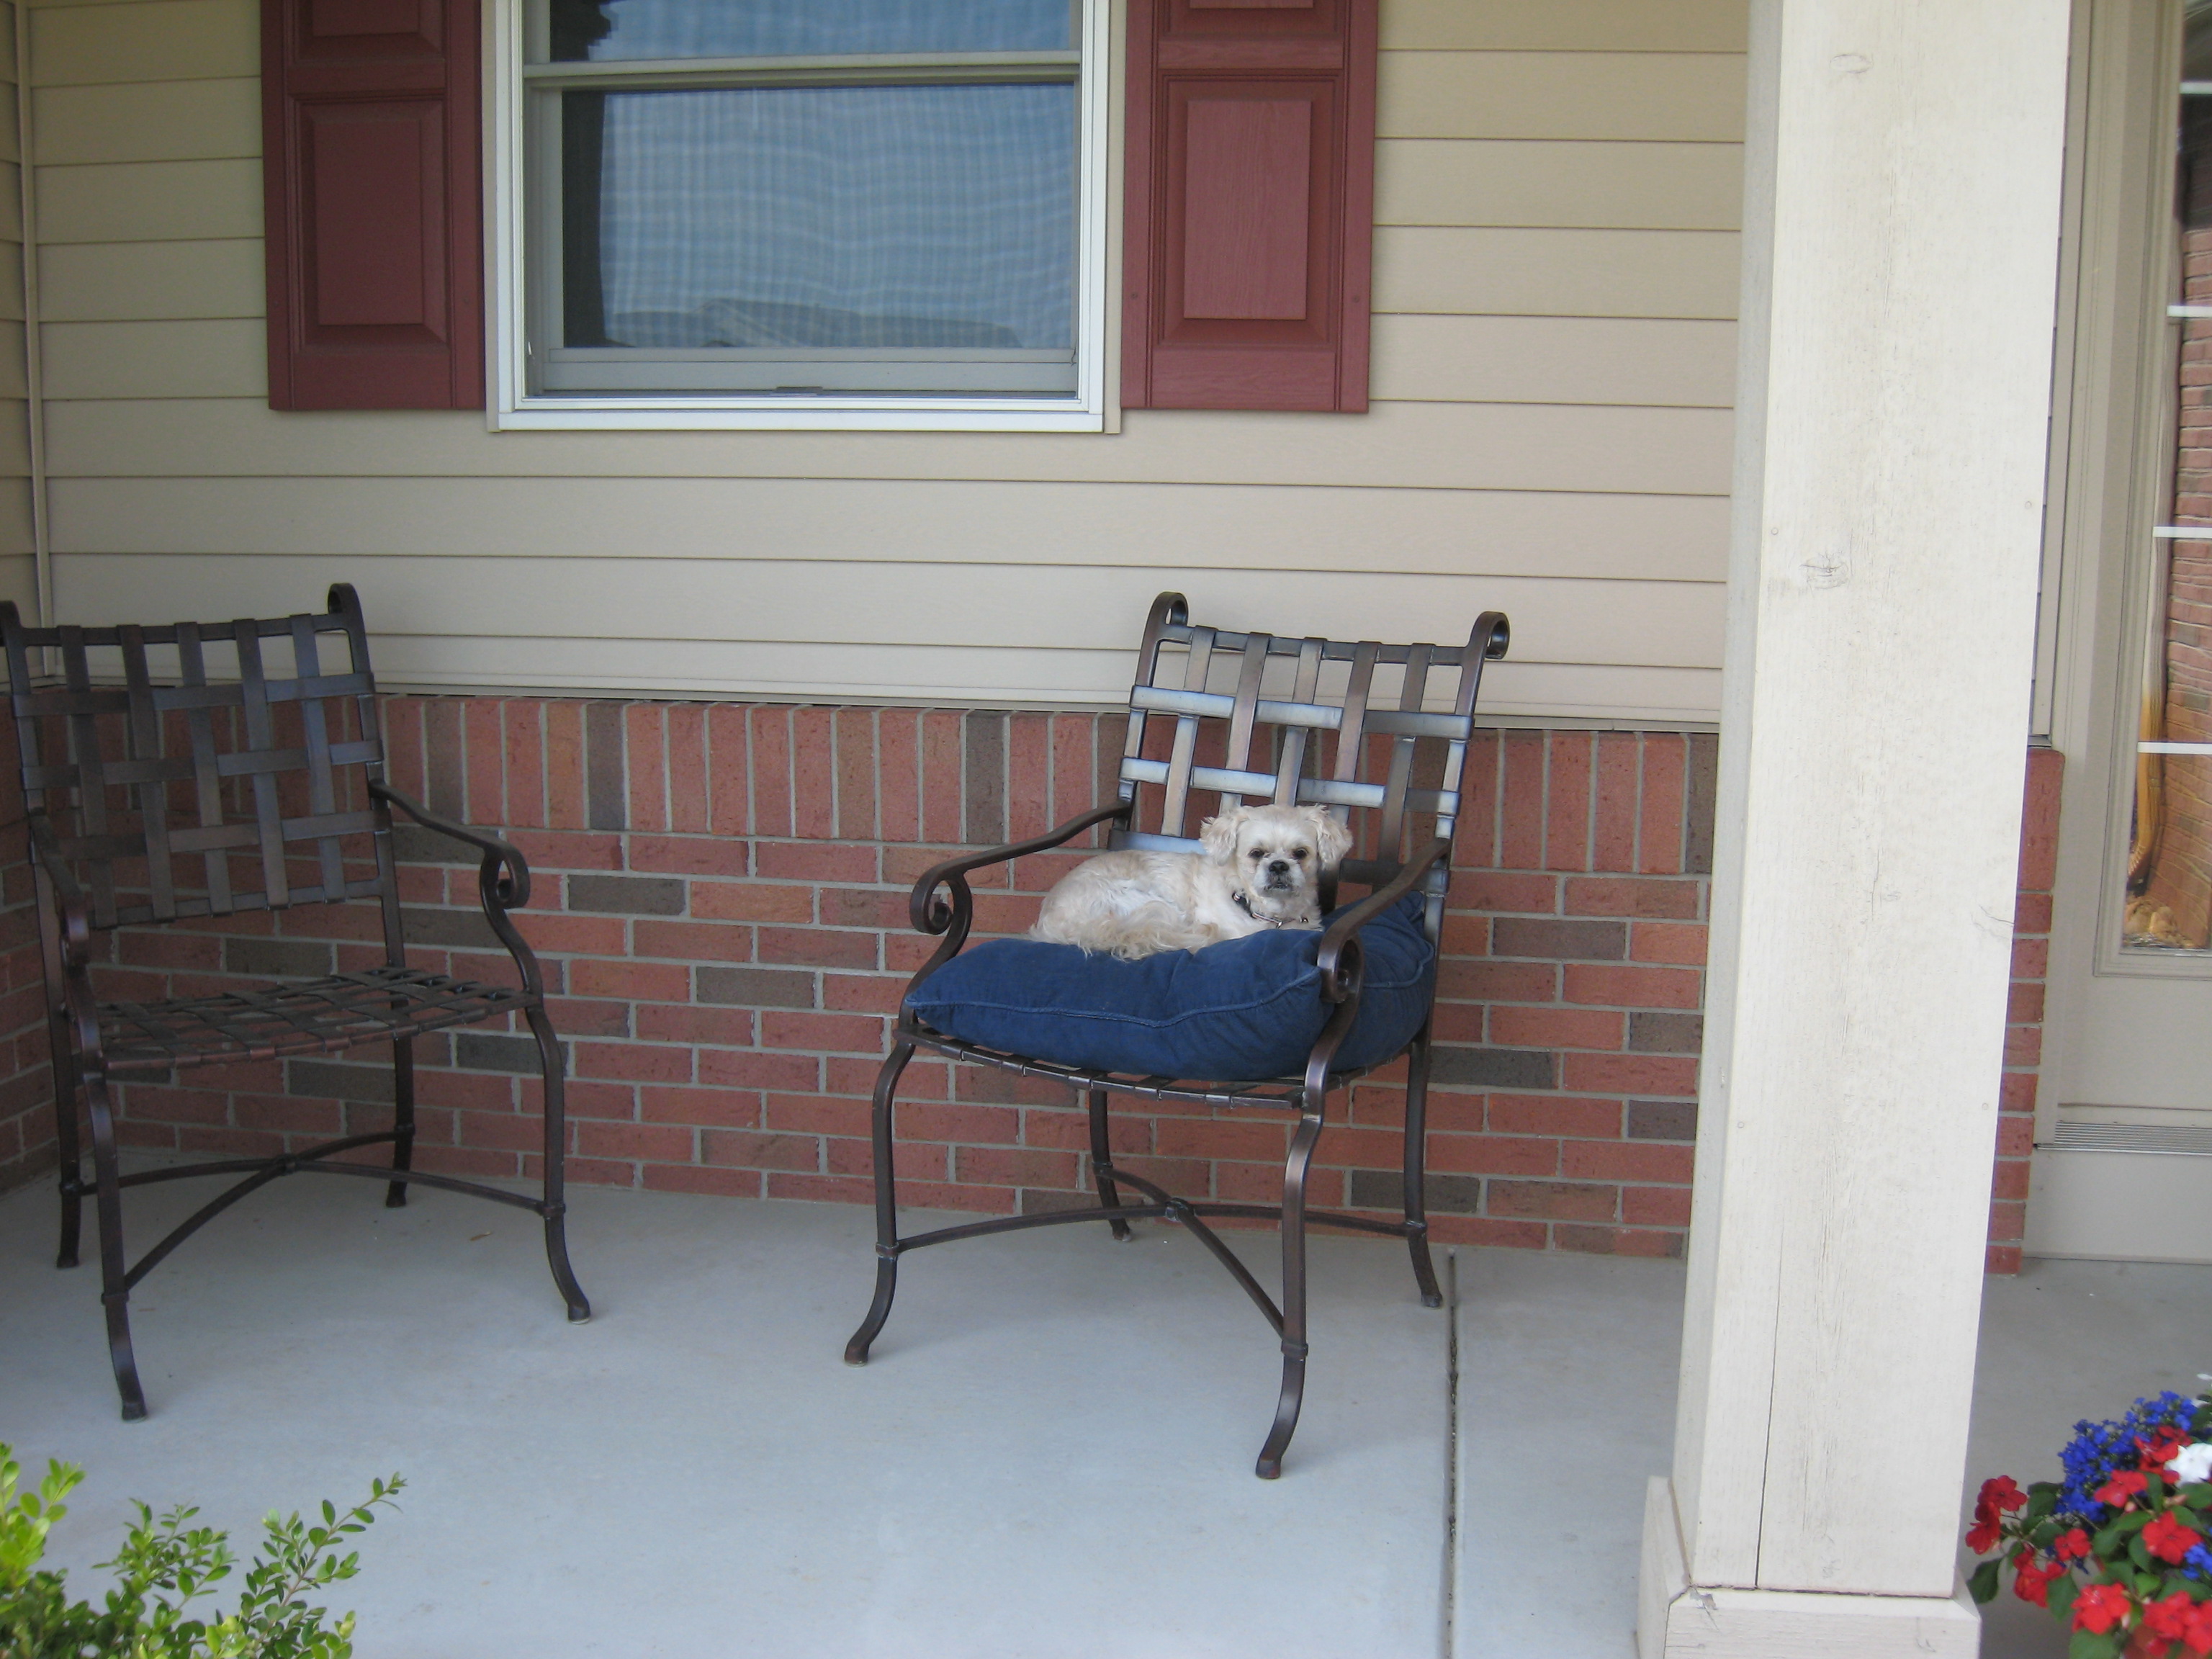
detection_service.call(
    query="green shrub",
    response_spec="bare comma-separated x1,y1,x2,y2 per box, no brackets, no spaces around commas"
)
0,1442,401,1659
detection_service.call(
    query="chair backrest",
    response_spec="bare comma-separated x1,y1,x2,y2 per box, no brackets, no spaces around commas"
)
0,583,398,941
1112,593,1510,940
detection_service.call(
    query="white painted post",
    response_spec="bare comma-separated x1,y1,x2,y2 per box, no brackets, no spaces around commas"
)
1636,1,2074,1654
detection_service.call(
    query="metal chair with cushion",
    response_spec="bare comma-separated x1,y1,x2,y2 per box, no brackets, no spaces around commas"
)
845,592,1509,1478
3,584,586,1419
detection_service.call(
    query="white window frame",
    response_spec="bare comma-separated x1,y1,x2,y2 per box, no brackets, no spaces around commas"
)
485,0,1111,432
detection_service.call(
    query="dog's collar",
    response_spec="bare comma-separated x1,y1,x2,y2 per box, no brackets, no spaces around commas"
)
1233,889,1291,928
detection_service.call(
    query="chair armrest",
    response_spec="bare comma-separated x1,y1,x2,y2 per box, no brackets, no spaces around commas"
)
1314,837,1452,1004
370,781,531,912
906,802,1129,935
895,801,1130,1007
25,809,93,968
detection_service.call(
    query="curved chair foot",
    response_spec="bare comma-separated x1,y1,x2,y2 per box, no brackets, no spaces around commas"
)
845,1258,899,1365
383,1181,410,1210
58,1179,82,1270
1409,1234,1443,1309
1254,1345,1309,1480
544,1216,590,1323
104,1293,148,1421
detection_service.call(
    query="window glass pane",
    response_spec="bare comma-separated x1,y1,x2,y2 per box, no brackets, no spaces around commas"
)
2121,1,2212,952
549,84,1077,394
548,0,1075,62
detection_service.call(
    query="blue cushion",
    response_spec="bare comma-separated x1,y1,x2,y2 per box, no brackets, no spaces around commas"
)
904,891,1437,1082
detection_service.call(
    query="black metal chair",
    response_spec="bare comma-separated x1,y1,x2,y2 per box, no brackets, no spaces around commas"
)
845,592,1509,1478
2,584,586,1420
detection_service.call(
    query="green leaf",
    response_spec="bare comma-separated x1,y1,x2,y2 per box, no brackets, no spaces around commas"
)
2049,1576,2082,1620
2069,1632,2123,1659
1968,1557,2002,1604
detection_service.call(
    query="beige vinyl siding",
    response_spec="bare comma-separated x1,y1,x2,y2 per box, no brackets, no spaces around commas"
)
0,4,34,617
26,0,1748,722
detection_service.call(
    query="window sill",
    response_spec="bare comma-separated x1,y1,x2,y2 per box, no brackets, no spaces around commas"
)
490,397,1108,433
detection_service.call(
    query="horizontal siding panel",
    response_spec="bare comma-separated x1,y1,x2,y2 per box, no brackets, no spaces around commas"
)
32,0,256,87
40,237,259,320
0,323,27,397
0,398,28,474
1376,138,1743,230
42,316,263,397
33,78,258,165
37,156,259,243
50,554,1725,673
45,397,1735,494
1370,315,1736,407
0,248,24,323
1373,226,1740,319
1378,50,1745,142
0,166,21,240
49,475,1730,583
1383,0,1748,53
0,551,32,613
0,491,34,560
0,84,18,164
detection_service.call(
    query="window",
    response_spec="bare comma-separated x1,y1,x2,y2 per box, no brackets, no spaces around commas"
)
490,0,1111,429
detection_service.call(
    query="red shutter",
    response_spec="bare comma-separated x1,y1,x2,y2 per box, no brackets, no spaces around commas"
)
261,0,484,410
1123,0,1377,413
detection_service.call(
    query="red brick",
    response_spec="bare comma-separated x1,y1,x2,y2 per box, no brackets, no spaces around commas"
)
1489,1179,1617,1221
760,1010,886,1053
1630,922,1709,966
1501,732,1545,868
507,828,624,871
635,919,755,962
691,882,811,923
1985,1243,2024,1275
792,709,836,840
2013,893,2053,935
2010,937,2049,979
577,1121,696,1162
763,1094,871,1138
1452,731,1501,868
629,835,749,878
2018,747,2064,892
569,958,691,1001
545,702,586,832
1545,732,1592,873
1557,1226,1683,1258
1563,963,1702,1010
2005,1025,2042,1066
1488,1005,1624,1051
1437,961,1557,1002
703,1128,820,1171
699,1050,821,1090
1428,1214,1547,1249
1448,871,1557,914
709,705,751,837
640,1085,760,1127
575,1042,694,1084
921,711,964,845
637,1004,757,1046
1155,1118,1290,1161
822,888,907,930
2008,981,2045,1024
667,703,709,834
759,927,877,969
1478,1094,1617,1138
465,698,505,825
1007,713,1052,842
774,1171,1013,1214
1050,714,1097,832
750,706,794,838
1565,876,1701,920
1593,733,1640,871
899,1101,1020,1143
449,1108,544,1153
1428,1133,1559,1177
879,709,922,843
826,1135,943,1180
2000,1071,2038,1112
644,1164,764,1198
385,696,427,800
1638,734,1686,874
1991,1159,2031,1201
514,914,630,955
1562,1141,1694,1182
822,974,904,1014
1622,1185,1694,1227
755,842,879,883
1561,1052,1698,1096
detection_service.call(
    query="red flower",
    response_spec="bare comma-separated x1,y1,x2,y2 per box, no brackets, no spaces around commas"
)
2146,1429,2194,1467
2055,1527,2094,1560
2012,1552,2062,1609
2146,1593,2198,1641
2146,1512,2206,1565
1979,1475,2028,1515
2099,1468,2152,1506
2074,1581,2135,1635
1966,1517,2002,1553
2182,1599,2212,1655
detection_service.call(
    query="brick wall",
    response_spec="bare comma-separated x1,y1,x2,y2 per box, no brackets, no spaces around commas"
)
0,694,2061,1273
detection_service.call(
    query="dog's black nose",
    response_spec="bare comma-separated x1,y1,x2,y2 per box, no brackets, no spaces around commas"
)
1267,859,1291,876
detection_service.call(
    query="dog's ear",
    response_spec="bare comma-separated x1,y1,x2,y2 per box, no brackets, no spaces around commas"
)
1311,809,1354,869
1200,806,1248,860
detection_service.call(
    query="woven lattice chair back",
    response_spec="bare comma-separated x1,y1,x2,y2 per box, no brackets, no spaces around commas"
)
1,585,398,948
1112,594,1504,937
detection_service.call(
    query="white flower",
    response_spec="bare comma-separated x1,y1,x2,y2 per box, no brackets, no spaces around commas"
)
2167,1442,2212,1485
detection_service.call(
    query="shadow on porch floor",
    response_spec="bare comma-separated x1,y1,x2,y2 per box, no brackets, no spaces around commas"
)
1,1174,2206,1657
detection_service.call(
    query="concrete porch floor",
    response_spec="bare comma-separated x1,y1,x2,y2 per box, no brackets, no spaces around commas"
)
0,1173,2206,1657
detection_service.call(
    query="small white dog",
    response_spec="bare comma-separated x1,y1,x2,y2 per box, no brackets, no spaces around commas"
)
1030,803,1354,960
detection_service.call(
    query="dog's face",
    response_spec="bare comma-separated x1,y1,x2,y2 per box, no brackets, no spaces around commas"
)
1200,804,1354,921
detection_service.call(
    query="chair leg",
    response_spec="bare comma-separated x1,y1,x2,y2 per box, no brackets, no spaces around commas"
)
50,1010,83,1270
385,1035,415,1209
84,1073,146,1421
1255,1104,1325,1480
845,1040,914,1365
1402,1029,1444,1309
1087,1088,1133,1242
529,1006,589,1323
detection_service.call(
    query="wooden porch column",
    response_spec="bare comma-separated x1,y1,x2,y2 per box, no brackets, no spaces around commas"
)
1636,1,2072,1653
